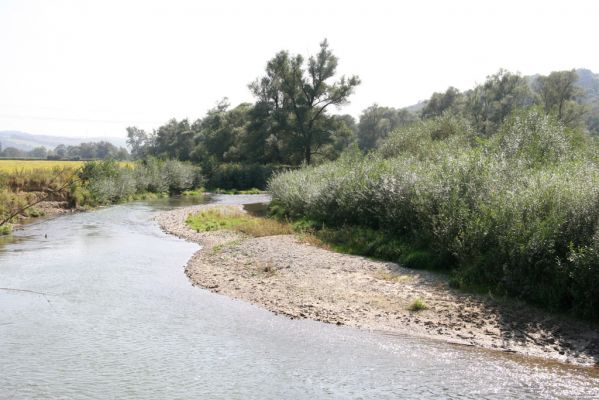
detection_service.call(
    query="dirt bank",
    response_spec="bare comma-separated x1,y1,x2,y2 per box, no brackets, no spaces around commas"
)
157,204,599,368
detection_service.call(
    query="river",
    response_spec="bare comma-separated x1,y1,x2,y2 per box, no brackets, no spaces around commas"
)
1,195,597,399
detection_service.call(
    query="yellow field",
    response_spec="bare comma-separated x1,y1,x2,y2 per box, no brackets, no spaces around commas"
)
0,160,132,173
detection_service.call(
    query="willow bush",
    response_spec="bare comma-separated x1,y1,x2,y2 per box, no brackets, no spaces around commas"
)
78,159,202,205
269,109,599,319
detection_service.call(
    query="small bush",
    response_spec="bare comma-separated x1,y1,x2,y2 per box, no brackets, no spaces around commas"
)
0,223,11,235
408,298,429,312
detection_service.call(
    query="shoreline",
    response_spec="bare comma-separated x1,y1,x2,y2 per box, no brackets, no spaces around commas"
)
157,203,599,368
4,201,78,233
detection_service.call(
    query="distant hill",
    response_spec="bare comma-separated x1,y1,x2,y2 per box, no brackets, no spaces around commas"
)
0,131,128,151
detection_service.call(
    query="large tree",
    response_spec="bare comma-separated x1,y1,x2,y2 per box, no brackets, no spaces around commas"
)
465,69,532,136
191,100,253,163
153,119,194,161
358,105,418,150
249,39,360,164
421,87,463,120
534,70,587,127
126,127,151,159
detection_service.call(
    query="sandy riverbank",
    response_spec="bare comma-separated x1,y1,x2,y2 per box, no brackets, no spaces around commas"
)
157,203,599,367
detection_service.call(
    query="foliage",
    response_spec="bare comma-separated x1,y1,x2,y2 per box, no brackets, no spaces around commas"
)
249,39,360,164
533,69,587,128
78,159,202,205
211,188,262,195
357,104,418,151
420,87,464,119
465,69,533,136
206,163,276,190
269,109,599,319
0,142,129,160
128,40,359,170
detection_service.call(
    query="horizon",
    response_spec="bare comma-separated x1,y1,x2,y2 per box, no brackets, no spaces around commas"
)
1,0,598,139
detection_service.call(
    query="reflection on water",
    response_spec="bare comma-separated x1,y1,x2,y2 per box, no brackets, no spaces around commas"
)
0,195,597,399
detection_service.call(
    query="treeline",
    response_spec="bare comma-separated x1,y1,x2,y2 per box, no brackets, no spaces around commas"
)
0,141,129,160
126,40,598,192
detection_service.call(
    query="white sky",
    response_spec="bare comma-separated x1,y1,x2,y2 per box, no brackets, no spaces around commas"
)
0,0,598,139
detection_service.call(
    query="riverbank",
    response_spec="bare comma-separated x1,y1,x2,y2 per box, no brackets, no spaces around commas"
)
157,203,599,368
2,201,78,234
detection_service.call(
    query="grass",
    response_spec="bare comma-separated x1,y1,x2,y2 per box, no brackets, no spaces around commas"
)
186,208,293,237
210,188,264,195
375,271,413,283
181,189,205,197
285,217,448,270
209,238,244,255
407,298,429,312
0,224,11,235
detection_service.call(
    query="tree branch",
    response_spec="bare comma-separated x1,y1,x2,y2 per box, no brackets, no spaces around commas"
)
0,168,81,228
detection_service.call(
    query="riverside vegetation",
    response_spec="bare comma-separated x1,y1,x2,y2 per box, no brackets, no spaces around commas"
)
0,158,202,234
269,109,599,320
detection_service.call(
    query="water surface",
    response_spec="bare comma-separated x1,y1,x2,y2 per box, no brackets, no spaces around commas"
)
1,195,597,399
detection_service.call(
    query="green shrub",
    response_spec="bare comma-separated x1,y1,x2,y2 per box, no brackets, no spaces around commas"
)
408,298,429,312
269,110,599,319
0,223,11,235
78,159,203,205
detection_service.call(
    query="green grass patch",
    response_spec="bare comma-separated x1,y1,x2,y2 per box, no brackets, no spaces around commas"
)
186,208,293,237
0,224,12,235
407,298,429,312
210,188,263,195
278,214,449,271
181,188,205,197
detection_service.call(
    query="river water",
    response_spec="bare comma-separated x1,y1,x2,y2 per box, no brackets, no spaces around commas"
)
1,195,597,399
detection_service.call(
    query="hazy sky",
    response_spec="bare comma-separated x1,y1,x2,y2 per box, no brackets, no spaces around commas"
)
1,0,597,139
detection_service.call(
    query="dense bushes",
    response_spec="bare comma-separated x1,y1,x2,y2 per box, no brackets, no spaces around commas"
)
205,163,278,190
77,158,203,205
269,109,599,319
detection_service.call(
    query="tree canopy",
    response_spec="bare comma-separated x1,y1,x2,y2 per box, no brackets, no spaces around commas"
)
249,39,360,164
